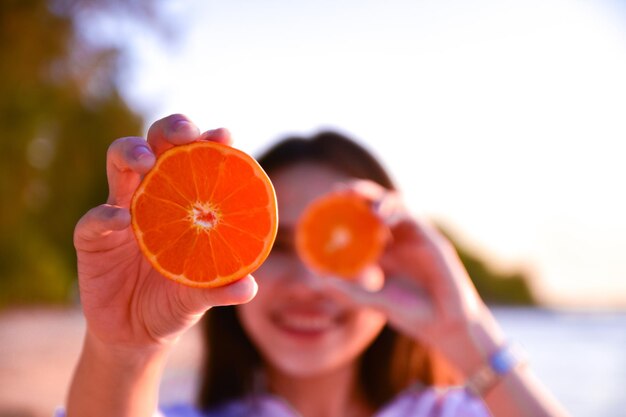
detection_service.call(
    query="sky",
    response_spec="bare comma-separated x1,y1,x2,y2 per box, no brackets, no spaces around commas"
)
101,0,626,308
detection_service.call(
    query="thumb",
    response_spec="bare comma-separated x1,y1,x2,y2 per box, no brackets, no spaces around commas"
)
176,275,259,316
74,204,131,247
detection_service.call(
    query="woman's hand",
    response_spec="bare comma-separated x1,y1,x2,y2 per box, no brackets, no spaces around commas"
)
73,114,258,352
324,181,506,374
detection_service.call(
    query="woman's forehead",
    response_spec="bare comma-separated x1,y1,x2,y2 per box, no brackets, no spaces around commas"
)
270,162,351,224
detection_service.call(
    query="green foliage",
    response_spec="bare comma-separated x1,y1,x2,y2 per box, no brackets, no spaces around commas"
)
0,0,144,308
438,226,537,306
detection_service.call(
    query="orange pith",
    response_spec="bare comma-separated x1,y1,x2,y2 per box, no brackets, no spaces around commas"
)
130,141,278,288
295,191,388,278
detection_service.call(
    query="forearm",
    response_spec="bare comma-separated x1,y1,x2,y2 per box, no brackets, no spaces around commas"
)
482,364,570,417
446,311,570,417
66,331,170,417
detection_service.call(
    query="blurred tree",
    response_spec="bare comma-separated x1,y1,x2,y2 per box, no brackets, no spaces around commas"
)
438,225,537,305
0,0,167,307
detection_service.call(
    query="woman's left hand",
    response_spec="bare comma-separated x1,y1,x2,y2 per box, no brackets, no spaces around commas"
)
324,181,506,375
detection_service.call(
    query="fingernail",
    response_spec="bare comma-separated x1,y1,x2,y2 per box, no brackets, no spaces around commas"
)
172,118,199,135
132,145,152,161
202,127,226,138
173,118,190,130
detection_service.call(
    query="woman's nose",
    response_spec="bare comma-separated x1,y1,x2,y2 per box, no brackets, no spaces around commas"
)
281,261,326,293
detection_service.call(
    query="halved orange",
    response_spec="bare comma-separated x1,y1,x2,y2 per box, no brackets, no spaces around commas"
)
130,141,278,288
295,191,388,278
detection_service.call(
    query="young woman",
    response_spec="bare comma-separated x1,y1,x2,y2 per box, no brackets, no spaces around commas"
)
66,114,570,417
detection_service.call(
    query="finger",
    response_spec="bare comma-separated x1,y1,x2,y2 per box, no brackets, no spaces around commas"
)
350,182,411,228
198,127,233,146
106,136,156,206
323,276,385,308
379,223,439,280
374,193,410,227
403,218,464,267
385,216,439,249
382,220,474,305
332,179,387,201
146,114,201,157
177,275,258,315
325,273,437,336
335,180,408,226
74,204,131,246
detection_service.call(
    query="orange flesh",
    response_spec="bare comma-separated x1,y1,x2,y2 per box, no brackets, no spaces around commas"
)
295,192,387,278
130,141,278,288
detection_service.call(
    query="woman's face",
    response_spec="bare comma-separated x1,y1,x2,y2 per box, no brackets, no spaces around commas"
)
237,162,387,378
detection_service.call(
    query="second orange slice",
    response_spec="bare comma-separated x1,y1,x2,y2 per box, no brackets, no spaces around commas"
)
295,191,388,278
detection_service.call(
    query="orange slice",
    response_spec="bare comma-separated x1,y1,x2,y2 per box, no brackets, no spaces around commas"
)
295,191,388,278
130,141,278,288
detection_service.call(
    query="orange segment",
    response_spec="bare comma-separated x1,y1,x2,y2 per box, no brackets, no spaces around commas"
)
130,140,278,288
295,191,389,278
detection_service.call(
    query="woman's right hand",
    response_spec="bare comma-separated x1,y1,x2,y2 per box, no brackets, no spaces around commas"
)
73,114,258,352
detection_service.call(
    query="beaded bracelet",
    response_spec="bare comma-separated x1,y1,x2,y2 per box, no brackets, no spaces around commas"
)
465,342,527,397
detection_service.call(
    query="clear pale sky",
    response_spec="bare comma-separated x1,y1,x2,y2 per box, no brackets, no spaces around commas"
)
100,0,626,308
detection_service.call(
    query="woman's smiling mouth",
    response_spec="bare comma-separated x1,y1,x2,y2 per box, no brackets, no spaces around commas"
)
271,310,345,336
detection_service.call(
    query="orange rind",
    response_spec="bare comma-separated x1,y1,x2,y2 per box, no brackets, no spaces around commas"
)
130,141,278,288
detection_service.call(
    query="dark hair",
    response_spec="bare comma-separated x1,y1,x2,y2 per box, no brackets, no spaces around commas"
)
253,130,396,190
197,131,461,410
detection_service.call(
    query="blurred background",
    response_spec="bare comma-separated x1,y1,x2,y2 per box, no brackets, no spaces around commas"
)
1,0,625,416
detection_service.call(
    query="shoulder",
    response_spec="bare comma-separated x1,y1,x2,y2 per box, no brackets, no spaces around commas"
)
376,385,491,417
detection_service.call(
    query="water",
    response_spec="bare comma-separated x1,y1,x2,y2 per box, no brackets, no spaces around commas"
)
491,307,626,417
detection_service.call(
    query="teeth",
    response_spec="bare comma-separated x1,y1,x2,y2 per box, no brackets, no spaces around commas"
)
279,315,334,332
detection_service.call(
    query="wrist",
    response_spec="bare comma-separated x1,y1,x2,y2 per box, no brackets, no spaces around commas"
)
441,310,507,377
465,342,528,397
66,332,170,417
83,330,172,367
79,330,172,393
440,308,530,398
